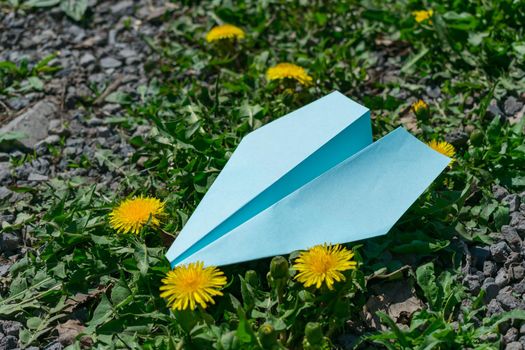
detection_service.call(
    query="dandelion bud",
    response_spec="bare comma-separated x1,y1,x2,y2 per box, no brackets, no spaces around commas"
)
258,323,278,349
245,270,260,287
305,322,323,345
270,256,289,280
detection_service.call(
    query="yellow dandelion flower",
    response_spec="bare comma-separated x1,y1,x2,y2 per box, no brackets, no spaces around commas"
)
411,99,428,114
206,24,245,43
109,196,164,234
160,262,227,310
266,63,313,86
427,140,456,164
412,9,433,23
293,244,357,290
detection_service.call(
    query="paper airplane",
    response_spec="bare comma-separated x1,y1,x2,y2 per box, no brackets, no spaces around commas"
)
166,91,450,267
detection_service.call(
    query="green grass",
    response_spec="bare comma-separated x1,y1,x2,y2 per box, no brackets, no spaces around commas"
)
2,0,525,349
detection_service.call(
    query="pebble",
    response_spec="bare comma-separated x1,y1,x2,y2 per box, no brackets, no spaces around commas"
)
507,342,523,350
79,53,96,67
96,127,111,138
7,97,29,110
510,265,525,280
498,292,522,310
482,280,500,301
493,185,509,201
488,101,504,119
487,298,504,316
506,328,520,344
0,320,22,336
28,173,49,181
471,246,490,269
0,186,13,201
504,195,521,213
100,57,122,69
495,269,511,287
463,274,481,294
118,48,137,58
0,233,21,253
502,226,523,251
504,96,524,116
0,335,18,349
483,260,497,277
491,241,511,262
110,0,134,15
445,130,469,149
0,264,11,277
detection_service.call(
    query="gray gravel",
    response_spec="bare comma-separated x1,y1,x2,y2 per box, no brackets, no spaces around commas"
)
0,1,167,348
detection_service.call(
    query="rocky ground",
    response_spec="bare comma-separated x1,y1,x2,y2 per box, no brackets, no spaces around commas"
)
1,1,525,349
0,1,166,349
464,186,525,349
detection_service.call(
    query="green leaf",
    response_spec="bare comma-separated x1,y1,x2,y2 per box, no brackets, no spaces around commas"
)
88,294,113,329
27,316,42,330
111,278,131,305
60,0,88,21
416,262,439,309
235,307,256,344
0,131,26,143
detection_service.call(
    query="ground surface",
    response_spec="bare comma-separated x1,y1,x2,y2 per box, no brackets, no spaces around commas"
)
0,1,525,349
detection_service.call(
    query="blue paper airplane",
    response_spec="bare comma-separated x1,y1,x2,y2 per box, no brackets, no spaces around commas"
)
166,91,450,267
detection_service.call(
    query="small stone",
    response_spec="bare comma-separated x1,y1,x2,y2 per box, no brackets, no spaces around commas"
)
515,280,525,294
0,233,21,253
445,130,469,149
79,53,95,67
100,57,122,69
491,241,511,262
483,260,497,277
96,126,111,138
0,264,10,277
1,320,22,336
0,162,11,183
482,280,500,302
118,48,137,58
507,252,521,264
510,265,525,280
66,138,83,147
510,213,525,235
132,125,150,138
493,184,509,201
0,335,18,349
0,186,13,201
502,226,523,251
487,298,503,316
0,100,58,150
43,341,63,350
504,96,524,116
504,195,521,213
110,0,133,14
520,324,525,335
48,119,69,136
506,328,520,344
86,118,103,127
0,153,8,162
471,246,490,269
488,100,504,119
506,342,523,350
7,97,29,110
35,134,60,148
28,173,48,181
497,292,522,310
463,274,480,294
495,269,511,287
426,86,441,99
